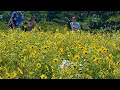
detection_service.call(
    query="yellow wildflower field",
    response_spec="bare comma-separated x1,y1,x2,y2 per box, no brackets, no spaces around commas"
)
0,28,120,79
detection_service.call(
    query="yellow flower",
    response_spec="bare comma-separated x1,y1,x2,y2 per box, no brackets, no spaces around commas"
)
64,27,68,31
70,46,74,50
0,76,2,79
22,49,27,54
53,58,58,64
98,49,103,54
80,46,84,50
92,55,96,60
4,47,7,51
73,54,79,60
101,46,105,50
116,62,120,65
21,63,25,67
113,69,116,75
104,70,109,76
30,46,34,50
103,48,109,52
19,40,22,44
29,52,36,58
67,52,72,57
6,72,10,78
6,71,10,76
71,64,76,69
18,67,23,75
42,45,48,51
105,56,110,61
36,63,41,68
29,72,34,75
59,48,64,53
33,27,37,31
51,73,55,79
102,74,105,79
40,74,47,79
10,71,17,78
106,49,109,52
46,66,49,71
3,67,8,72
108,54,113,59
93,56,99,62
47,40,52,45
3,35,6,38
13,71,17,78
83,50,88,55
54,42,57,46
95,46,99,49
22,56,27,62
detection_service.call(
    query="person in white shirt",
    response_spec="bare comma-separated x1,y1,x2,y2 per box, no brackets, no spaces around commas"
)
70,17,81,31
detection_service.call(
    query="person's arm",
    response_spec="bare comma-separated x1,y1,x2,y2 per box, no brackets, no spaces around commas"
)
27,22,33,28
10,12,16,29
32,20,36,27
77,22,81,30
70,22,72,29
10,18,15,29
70,22,76,31
70,22,74,30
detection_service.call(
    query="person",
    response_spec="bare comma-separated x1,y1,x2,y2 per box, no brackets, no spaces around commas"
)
24,16,37,31
8,11,24,29
70,17,81,31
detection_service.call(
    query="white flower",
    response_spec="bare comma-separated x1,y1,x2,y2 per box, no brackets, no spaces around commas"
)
79,64,83,67
79,68,82,71
84,59,86,61
60,60,69,68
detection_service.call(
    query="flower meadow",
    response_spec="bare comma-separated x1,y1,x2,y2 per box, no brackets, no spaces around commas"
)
0,27,120,79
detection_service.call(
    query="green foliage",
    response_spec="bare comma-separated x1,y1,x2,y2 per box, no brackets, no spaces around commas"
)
108,15,120,22
0,11,120,30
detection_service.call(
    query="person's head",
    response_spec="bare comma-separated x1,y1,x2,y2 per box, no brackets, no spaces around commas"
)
72,17,77,22
31,16,36,22
16,11,22,13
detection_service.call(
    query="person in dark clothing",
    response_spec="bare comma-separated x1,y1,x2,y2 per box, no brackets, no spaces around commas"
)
24,16,37,31
8,11,24,29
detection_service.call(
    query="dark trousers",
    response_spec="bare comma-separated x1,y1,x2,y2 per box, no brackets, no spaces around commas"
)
10,24,14,29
